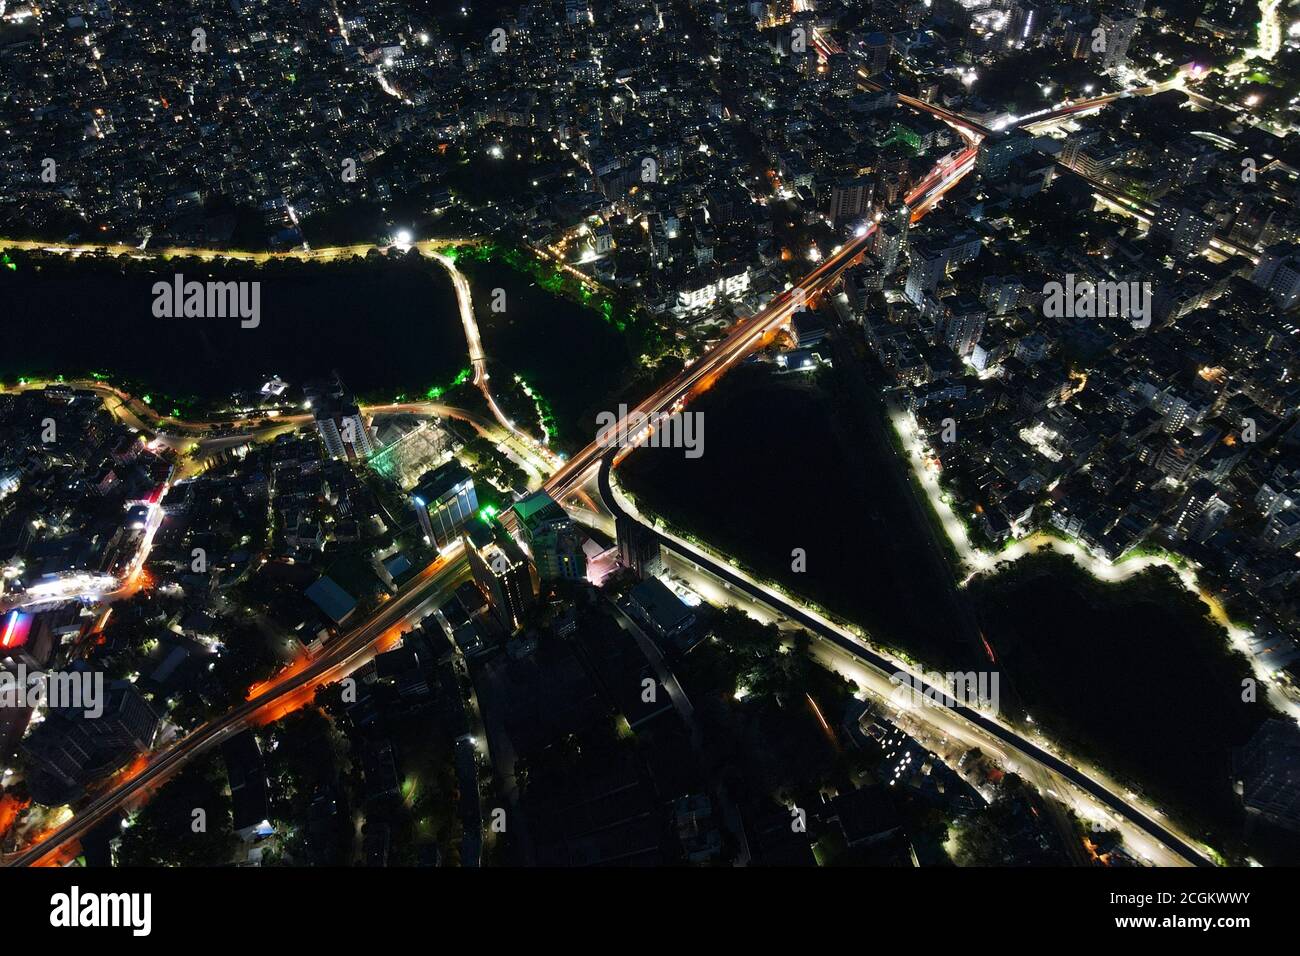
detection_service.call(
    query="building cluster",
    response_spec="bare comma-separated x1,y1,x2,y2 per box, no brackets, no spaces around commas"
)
10,0,1290,316
848,77,1300,694
0,388,170,805
0,385,174,587
4,0,1300,862
1,0,471,247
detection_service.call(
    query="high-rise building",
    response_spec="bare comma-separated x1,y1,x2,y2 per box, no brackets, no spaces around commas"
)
828,52,857,96
314,397,376,462
1098,13,1139,72
1153,193,1216,258
904,248,948,306
871,217,908,274
1234,719,1300,834
0,610,53,670
845,258,885,308
978,130,1036,179
980,275,1024,315
943,295,987,358
1251,243,1300,310
512,491,587,582
1007,0,1048,47
1173,478,1228,541
306,375,376,462
20,678,159,805
827,177,873,224
464,521,536,632
860,31,892,76
412,461,478,549
564,0,593,25
904,232,981,306
616,514,663,580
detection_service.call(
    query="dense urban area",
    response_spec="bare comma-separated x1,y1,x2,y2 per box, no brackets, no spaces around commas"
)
1,0,1299,880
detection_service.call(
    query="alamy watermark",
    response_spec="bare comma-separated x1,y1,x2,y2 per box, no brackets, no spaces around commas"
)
50,886,151,937
0,665,104,718
889,669,1000,715
152,273,261,328
595,404,704,459
1042,274,1151,329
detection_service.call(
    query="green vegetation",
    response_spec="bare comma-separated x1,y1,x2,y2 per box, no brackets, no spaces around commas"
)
678,608,859,800
115,754,238,866
949,774,1060,866
512,373,558,443
259,708,355,865
458,435,528,498
210,622,279,704
424,367,472,401
455,241,666,354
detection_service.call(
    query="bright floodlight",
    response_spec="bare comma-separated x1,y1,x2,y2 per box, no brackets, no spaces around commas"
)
395,229,413,246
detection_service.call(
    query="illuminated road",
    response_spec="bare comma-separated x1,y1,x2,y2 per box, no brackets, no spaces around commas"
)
814,32,1255,266
814,22,1196,141
596,456,1213,867
0,236,482,263
1010,82,1180,132
430,250,562,474
1,379,473,440
4,83,983,862
533,35,1214,865
540,238,865,502
1085,177,1260,263
2,551,470,867
1234,0,1282,69
525,29,995,530
813,28,986,141
1,37,1220,865
0,381,512,616
541,140,979,509
1,376,539,477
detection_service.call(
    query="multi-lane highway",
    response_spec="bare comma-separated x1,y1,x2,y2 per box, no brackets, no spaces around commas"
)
4,120,978,864
2,551,470,867
539,148,979,504
542,57,988,507
538,38,1220,865
540,232,877,502
1084,175,1261,263
594,455,1214,867
5,30,1240,867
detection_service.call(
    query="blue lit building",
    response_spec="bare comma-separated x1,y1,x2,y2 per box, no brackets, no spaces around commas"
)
412,461,478,549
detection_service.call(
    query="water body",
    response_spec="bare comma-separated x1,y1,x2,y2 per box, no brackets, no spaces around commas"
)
968,553,1269,857
1,253,467,404
622,358,1274,858
619,362,976,670
459,259,635,450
